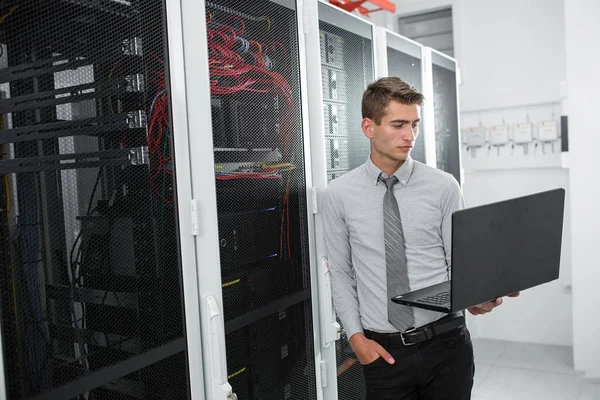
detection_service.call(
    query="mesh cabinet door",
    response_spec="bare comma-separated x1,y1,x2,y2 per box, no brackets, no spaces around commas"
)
0,1,196,399
430,50,461,184
317,2,376,399
203,1,318,399
386,31,426,164
318,2,374,185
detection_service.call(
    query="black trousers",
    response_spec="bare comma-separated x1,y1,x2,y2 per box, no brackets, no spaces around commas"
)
362,325,474,400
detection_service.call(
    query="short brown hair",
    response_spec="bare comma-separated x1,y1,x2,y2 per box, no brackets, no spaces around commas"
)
362,77,424,124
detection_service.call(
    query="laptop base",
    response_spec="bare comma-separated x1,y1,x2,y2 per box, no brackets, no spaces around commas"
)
391,281,452,313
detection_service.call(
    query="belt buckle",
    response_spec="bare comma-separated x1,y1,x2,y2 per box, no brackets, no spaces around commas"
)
400,327,417,346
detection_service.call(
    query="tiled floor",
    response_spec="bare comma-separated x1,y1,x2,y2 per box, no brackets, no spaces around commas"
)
472,339,600,400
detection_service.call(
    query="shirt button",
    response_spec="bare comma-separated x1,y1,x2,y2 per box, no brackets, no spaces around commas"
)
401,180,406,185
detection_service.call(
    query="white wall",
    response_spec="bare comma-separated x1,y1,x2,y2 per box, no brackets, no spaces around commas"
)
564,0,600,380
455,0,565,112
391,0,573,346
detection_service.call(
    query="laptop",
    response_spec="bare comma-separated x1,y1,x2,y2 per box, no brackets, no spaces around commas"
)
391,188,565,313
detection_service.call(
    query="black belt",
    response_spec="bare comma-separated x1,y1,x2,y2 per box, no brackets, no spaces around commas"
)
364,313,465,347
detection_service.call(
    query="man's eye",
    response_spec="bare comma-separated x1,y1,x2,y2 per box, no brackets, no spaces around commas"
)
393,124,405,129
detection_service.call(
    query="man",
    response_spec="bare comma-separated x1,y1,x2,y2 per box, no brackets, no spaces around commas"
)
321,77,518,399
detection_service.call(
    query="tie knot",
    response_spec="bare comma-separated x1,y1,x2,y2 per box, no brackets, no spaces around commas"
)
381,176,398,190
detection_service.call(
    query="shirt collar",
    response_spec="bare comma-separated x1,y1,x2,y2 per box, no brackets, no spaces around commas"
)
364,156,415,187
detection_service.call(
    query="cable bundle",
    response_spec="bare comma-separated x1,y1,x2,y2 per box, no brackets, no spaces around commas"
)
208,11,298,260
146,55,173,204
206,14,296,159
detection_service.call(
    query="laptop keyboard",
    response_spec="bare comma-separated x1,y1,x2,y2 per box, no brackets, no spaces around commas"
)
420,290,450,306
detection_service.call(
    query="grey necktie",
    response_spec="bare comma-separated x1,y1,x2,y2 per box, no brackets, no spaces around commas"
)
382,175,414,332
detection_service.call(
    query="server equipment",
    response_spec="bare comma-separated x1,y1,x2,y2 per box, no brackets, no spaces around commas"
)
319,2,374,184
204,1,318,398
0,1,191,399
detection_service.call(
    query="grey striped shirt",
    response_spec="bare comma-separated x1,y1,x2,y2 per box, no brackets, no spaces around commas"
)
321,156,465,339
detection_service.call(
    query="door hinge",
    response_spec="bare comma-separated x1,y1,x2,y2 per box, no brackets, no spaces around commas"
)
320,360,328,388
311,187,318,214
190,199,200,235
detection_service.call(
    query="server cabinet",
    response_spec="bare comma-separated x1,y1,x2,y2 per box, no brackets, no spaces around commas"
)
0,0,204,399
304,2,378,400
423,48,462,184
374,27,430,165
195,0,320,399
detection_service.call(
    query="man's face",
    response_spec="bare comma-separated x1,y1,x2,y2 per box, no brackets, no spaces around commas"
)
362,100,421,163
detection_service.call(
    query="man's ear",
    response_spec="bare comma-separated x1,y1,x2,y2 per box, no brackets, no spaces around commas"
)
362,118,375,139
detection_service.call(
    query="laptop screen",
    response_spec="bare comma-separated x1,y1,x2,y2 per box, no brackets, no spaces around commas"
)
450,188,565,311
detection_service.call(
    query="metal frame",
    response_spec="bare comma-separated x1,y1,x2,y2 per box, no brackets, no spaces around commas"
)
318,0,374,40
176,0,331,399
164,0,208,399
180,0,233,394
374,27,436,168
421,47,438,169
373,26,388,78
303,2,349,399
296,0,326,398
309,2,377,399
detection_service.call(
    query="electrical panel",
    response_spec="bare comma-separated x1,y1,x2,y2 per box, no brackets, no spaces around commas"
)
205,1,317,399
489,124,510,145
464,126,486,147
0,1,189,399
513,123,534,155
538,120,559,142
514,123,534,144
488,124,510,156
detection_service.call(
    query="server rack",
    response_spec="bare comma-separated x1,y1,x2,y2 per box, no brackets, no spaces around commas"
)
423,48,462,184
199,1,319,399
373,27,430,166
0,1,199,399
313,2,377,399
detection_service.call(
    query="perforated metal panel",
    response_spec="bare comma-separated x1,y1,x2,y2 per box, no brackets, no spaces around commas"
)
0,1,190,399
319,15,373,184
205,1,317,399
319,4,374,398
431,52,460,184
386,46,425,163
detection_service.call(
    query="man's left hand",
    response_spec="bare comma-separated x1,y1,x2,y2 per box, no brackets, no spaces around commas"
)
468,292,520,315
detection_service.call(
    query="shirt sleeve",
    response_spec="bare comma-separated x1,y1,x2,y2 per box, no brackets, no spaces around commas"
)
441,177,465,274
321,185,363,339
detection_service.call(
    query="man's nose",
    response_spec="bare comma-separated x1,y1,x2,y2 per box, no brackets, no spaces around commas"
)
403,126,415,142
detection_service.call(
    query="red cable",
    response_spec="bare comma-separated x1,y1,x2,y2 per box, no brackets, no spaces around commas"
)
228,16,245,34
206,21,298,257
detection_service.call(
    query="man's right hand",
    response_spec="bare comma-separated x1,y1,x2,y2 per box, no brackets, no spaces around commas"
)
349,333,395,365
